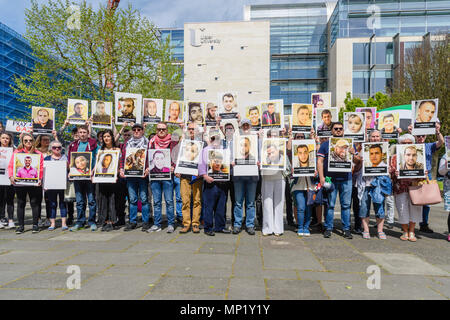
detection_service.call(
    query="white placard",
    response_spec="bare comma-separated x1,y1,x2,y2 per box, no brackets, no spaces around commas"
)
6,120,32,134
233,165,259,176
0,147,13,185
43,161,67,190
174,139,203,176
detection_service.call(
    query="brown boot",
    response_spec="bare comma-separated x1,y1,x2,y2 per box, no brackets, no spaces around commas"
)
179,226,190,233
192,225,200,233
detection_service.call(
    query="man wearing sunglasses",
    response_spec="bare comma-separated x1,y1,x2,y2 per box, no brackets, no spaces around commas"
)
317,122,356,239
119,123,150,231
408,121,444,234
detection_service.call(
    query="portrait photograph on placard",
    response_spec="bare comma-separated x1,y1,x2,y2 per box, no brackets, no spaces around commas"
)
69,152,92,180
115,92,142,124
356,107,376,132
234,134,258,165
175,139,203,175
13,153,41,186
261,138,286,170
292,104,313,133
397,144,425,179
207,149,230,181
32,107,55,134
165,100,184,124
378,112,400,139
124,147,146,177
328,137,353,172
67,99,88,125
344,112,365,142
0,147,13,185
218,92,238,120
205,102,218,126
311,92,331,109
363,142,389,176
246,105,261,129
412,99,438,135
292,140,316,177
315,108,338,137
93,150,119,183
261,100,283,128
91,101,112,129
187,102,205,125
142,98,163,124
148,149,171,180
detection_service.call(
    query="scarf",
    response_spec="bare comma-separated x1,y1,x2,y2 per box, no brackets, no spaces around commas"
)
127,136,148,149
150,134,172,150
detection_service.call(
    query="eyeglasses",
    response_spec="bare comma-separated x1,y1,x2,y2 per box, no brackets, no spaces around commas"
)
132,128,142,132
157,128,167,131
333,128,343,131
52,146,62,150
23,139,33,143
188,128,195,131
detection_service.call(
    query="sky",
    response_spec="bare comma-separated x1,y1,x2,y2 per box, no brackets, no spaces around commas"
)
0,0,326,35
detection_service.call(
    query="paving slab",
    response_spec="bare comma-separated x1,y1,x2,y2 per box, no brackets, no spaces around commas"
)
0,288,62,300
143,292,225,300
363,253,449,276
148,275,229,296
3,272,96,290
227,277,267,300
0,250,80,266
198,242,237,255
262,248,324,271
266,279,329,300
298,271,365,282
62,251,154,266
167,266,233,278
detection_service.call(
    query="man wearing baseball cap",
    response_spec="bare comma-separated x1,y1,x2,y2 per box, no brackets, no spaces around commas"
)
317,122,356,239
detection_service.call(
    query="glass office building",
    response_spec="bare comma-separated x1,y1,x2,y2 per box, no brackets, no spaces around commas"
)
0,21,37,124
160,28,184,98
245,3,331,113
330,0,450,102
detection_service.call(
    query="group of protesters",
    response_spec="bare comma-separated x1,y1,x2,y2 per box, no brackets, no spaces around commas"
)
0,113,449,243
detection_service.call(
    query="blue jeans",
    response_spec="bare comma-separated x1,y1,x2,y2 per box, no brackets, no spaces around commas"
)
74,180,96,226
127,178,150,224
293,190,312,232
359,187,385,219
325,179,352,231
233,178,257,229
203,183,227,232
173,176,183,219
47,190,67,219
151,180,175,227
421,172,432,226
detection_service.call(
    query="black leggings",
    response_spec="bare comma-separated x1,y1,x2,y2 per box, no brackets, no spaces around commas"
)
97,184,117,224
15,186,42,227
0,185,14,220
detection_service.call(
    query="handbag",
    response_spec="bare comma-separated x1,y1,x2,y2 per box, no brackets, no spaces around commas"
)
64,180,76,202
408,178,442,206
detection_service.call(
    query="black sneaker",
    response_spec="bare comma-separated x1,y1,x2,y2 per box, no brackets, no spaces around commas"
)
176,217,183,225
67,217,74,226
15,226,24,234
323,230,332,238
141,222,151,232
343,230,353,239
419,225,434,233
353,228,363,235
113,220,125,230
246,227,255,235
32,225,39,234
386,223,394,230
232,227,241,234
205,230,215,236
124,223,137,231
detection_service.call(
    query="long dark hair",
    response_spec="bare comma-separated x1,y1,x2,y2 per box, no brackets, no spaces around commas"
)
101,129,117,150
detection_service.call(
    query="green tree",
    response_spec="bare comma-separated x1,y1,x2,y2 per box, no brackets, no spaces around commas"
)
13,0,181,132
382,33,450,136
338,92,365,122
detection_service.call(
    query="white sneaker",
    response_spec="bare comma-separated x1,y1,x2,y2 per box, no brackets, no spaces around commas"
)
167,225,175,233
147,225,161,233
0,224,4,229
6,221,15,230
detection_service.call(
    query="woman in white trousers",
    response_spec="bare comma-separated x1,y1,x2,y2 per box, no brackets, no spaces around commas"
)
262,171,285,236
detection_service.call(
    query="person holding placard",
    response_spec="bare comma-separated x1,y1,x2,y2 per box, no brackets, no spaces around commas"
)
68,125,99,232
148,122,179,234
120,124,150,231
389,134,424,242
8,133,44,234
95,130,121,232
231,119,258,235
317,122,356,239
199,131,230,236
0,132,15,230
44,140,68,231
407,122,444,233
177,122,203,234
